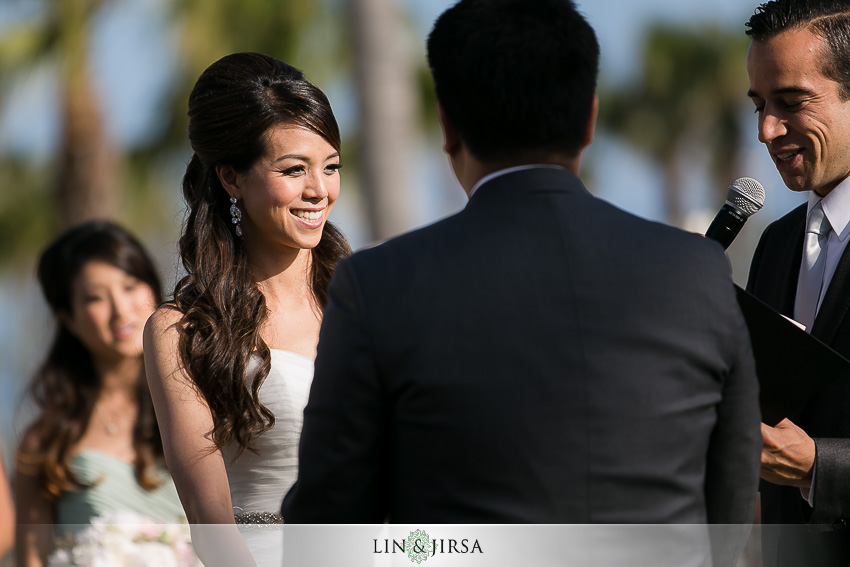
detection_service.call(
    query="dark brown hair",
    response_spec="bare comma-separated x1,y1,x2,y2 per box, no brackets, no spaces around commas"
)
172,52,350,457
746,0,850,99
18,220,165,499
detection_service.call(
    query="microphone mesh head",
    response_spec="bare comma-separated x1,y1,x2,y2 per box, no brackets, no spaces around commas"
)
727,177,765,217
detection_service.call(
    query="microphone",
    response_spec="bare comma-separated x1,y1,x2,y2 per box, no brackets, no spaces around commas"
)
705,177,765,249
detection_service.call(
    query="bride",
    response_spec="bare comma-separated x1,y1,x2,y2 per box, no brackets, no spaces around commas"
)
144,52,350,567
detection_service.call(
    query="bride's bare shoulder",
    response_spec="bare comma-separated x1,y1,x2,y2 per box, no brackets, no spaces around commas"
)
145,303,184,345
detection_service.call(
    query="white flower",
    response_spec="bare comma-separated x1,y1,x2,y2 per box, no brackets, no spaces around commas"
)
46,549,73,567
130,542,180,567
47,511,201,567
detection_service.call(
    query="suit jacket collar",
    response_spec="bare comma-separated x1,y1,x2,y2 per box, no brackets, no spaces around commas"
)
469,165,570,198
776,206,807,319
466,166,591,207
772,202,850,343
813,232,850,342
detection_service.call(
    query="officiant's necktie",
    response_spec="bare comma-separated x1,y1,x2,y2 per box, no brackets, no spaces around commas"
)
796,200,831,331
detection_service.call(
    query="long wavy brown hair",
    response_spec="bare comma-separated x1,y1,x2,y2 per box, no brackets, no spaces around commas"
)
18,221,166,499
172,52,350,457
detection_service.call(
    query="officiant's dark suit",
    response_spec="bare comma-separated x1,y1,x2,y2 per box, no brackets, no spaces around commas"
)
283,0,760,527
747,205,850,567
744,1,850,566
747,204,850,531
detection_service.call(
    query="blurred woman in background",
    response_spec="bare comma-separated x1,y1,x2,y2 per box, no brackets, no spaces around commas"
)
14,221,184,567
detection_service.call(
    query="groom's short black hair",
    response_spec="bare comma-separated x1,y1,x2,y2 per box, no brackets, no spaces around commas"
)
426,0,600,163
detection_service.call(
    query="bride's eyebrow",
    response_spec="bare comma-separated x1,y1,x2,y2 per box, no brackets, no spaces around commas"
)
274,152,340,163
274,154,308,162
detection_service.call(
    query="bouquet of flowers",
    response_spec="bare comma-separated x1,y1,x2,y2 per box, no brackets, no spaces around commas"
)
47,510,201,567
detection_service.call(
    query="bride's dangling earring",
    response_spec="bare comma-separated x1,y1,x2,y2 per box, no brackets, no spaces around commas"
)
230,196,243,237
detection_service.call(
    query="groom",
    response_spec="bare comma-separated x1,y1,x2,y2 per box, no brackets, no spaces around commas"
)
283,0,760,527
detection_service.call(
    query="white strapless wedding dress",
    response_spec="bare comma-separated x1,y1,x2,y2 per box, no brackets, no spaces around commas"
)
222,349,313,567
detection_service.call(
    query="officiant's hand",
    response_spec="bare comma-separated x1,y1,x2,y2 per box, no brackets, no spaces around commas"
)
760,418,815,488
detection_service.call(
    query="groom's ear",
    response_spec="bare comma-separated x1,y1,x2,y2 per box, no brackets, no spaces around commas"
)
438,104,462,157
582,94,599,149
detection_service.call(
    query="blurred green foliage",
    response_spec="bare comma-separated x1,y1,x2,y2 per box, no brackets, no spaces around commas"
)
0,0,431,264
598,23,751,226
0,0,347,266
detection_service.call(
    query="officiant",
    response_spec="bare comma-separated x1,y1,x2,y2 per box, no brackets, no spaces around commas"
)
744,1,850,565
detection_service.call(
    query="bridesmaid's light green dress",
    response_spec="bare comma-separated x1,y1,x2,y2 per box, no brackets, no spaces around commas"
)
55,449,185,535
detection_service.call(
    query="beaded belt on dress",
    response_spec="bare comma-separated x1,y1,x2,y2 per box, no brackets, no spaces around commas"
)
233,508,284,525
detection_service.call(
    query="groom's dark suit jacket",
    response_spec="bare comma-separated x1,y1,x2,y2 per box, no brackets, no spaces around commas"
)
747,202,850,567
283,167,760,524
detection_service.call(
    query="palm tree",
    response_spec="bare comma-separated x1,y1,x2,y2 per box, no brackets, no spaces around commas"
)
349,0,420,242
598,23,751,227
0,0,119,234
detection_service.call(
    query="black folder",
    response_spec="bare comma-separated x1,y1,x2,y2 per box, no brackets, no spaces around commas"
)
735,285,850,426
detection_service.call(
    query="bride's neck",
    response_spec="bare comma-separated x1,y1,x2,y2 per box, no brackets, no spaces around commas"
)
252,248,314,310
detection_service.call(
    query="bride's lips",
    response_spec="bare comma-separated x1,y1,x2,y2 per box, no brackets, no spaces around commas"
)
291,207,326,228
